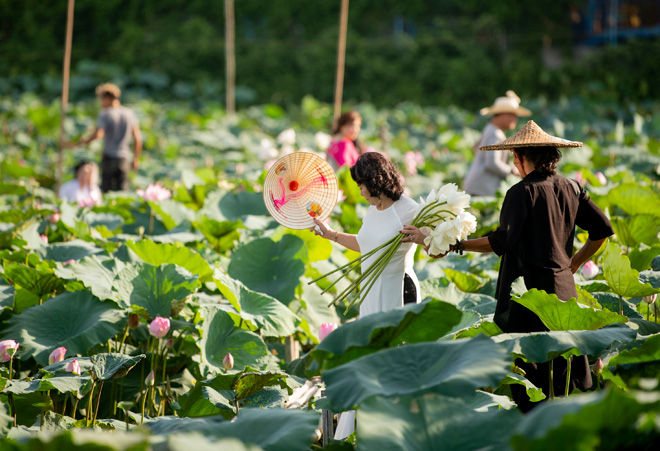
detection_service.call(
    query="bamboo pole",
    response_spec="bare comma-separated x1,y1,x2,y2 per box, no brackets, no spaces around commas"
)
333,0,349,119
57,0,75,194
225,0,236,116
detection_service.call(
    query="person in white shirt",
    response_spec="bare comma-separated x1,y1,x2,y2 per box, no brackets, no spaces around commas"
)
58,161,102,206
463,91,531,196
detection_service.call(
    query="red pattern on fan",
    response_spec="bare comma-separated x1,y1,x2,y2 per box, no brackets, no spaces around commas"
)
270,168,328,213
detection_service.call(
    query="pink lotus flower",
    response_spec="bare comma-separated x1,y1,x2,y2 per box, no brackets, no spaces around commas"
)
145,370,155,386
337,190,346,203
48,212,61,223
581,260,599,279
66,358,81,375
40,234,49,244
223,353,234,371
49,347,67,364
592,357,604,377
264,159,277,171
137,183,172,202
404,151,425,175
148,316,170,338
62,259,76,266
319,323,338,341
78,196,99,208
594,172,607,185
575,172,586,187
643,294,657,304
0,340,19,362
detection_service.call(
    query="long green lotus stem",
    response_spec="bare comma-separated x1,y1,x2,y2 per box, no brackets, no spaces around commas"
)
72,397,79,420
618,295,623,316
93,381,104,424
140,388,148,425
62,392,68,416
564,356,572,398
548,361,555,399
86,380,96,426
8,357,13,381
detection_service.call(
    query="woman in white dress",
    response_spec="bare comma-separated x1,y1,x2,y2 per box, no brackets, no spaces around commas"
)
312,151,421,439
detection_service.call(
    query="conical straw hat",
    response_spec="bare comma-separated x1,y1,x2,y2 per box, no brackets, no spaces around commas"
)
263,152,339,230
480,120,583,151
479,90,532,117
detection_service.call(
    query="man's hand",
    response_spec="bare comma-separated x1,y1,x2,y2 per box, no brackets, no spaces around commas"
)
132,159,140,171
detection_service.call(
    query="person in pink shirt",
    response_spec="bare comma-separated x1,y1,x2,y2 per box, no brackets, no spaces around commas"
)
327,111,363,169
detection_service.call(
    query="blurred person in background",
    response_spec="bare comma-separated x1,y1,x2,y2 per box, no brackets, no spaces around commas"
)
58,160,102,206
326,110,364,169
463,90,531,196
65,83,142,192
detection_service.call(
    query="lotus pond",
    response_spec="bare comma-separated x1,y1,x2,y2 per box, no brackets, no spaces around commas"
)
1,94,660,450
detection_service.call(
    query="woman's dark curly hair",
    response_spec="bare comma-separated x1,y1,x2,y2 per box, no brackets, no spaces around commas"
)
514,146,562,176
350,152,404,201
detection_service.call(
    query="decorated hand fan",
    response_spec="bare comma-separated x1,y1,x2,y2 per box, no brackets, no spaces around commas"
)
263,152,338,230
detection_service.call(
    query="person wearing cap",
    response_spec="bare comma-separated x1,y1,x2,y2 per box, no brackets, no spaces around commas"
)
402,121,614,412
463,91,531,197
65,83,142,192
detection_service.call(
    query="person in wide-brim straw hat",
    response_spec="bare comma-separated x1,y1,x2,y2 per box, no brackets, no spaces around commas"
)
402,119,614,412
463,90,532,197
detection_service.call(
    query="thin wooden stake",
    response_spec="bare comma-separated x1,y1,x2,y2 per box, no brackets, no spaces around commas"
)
225,0,236,116
285,335,299,363
333,0,350,119
57,0,75,194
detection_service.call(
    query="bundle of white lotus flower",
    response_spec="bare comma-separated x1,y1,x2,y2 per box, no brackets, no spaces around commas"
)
311,183,477,313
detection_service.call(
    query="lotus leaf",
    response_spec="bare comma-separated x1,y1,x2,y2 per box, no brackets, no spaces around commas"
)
309,300,462,374
443,268,486,293
3,376,91,396
272,227,332,263
511,388,660,449
512,288,627,331
113,262,200,317
603,242,660,298
607,183,660,218
213,270,301,337
228,236,305,305
90,353,145,381
0,291,125,365
127,239,213,282
358,394,521,451
2,262,65,309
197,306,270,376
166,434,263,451
323,335,510,411
55,255,122,303
38,239,103,263
492,325,637,362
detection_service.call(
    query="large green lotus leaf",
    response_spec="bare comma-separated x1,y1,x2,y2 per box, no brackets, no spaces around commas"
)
3,262,65,303
308,300,462,375
272,227,332,263
55,255,123,303
455,320,503,339
37,239,104,263
512,288,627,331
179,383,236,419
603,242,660,298
233,372,290,401
217,191,269,220
511,388,660,450
499,374,546,402
80,211,124,231
241,386,288,409
609,333,660,366
629,245,660,272
113,262,200,317
126,239,213,282
149,199,196,230
0,208,46,224
610,216,637,248
0,283,16,312
422,278,496,315
42,357,94,375
358,394,521,451
228,236,305,305
492,325,637,362
11,392,53,426
197,306,270,376
213,271,300,337
3,375,90,395
607,183,660,218
166,434,263,451
628,214,660,246
194,217,242,253
0,290,125,365
140,415,227,435
323,335,510,411
443,268,486,293
640,269,660,288
195,408,319,451
90,353,145,381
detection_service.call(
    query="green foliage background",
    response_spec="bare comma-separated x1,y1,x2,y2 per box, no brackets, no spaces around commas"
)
2,0,659,107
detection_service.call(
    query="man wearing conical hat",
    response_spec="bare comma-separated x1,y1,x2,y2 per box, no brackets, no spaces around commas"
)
463,91,531,196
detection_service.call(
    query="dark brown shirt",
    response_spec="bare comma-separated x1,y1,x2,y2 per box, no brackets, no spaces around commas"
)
488,171,614,333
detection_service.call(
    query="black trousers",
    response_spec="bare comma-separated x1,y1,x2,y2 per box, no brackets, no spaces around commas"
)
403,273,417,305
101,156,130,192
